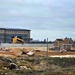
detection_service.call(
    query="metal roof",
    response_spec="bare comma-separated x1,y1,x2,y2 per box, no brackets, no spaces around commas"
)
0,28,30,31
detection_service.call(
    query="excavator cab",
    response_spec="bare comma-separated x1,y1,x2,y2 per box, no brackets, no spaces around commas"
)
12,36,25,44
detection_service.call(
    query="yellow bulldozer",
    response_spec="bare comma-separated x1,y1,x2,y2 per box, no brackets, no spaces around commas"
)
12,36,25,44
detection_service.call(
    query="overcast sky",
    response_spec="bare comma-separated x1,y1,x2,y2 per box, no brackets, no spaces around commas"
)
0,0,75,41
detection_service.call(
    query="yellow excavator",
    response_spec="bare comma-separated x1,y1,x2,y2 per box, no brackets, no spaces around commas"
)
12,36,25,44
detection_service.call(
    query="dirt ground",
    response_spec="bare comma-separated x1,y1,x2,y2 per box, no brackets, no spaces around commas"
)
0,47,75,75
0,47,75,58
35,51,75,56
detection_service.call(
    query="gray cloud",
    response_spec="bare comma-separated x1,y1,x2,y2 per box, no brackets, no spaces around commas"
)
0,0,75,40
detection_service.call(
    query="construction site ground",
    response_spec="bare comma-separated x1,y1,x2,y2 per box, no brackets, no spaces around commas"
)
0,47,75,58
0,47,75,75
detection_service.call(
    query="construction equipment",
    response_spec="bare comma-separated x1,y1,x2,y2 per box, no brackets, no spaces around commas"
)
12,36,25,44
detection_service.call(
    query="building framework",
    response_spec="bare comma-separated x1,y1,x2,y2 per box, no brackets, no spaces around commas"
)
0,28,32,43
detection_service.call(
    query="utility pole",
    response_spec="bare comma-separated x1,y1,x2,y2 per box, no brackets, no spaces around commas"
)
46,38,49,75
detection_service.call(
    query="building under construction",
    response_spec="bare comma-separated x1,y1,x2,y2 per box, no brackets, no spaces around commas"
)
0,28,32,43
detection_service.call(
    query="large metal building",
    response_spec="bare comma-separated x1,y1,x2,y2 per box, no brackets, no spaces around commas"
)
0,28,32,43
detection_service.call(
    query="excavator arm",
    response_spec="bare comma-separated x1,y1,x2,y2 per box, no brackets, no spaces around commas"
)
12,37,25,44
